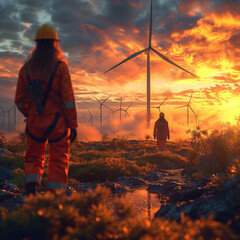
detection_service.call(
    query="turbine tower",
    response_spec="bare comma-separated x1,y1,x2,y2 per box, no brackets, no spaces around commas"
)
104,114,112,129
93,96,111,132
105,0,196,128
7,105,16,130
151,97,168,114
0,105,3,129
176,91,196,126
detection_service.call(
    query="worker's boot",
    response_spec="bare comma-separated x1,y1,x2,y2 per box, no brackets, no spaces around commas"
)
25,182,40,195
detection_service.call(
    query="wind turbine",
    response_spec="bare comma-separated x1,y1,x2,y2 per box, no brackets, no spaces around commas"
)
176,91,196,126
113,97,125,121
87,108,99,126
151,97,168,114
79,114,88,123
196,110,206,128
123,104,132,118
105,0,196,128
93,96,111,132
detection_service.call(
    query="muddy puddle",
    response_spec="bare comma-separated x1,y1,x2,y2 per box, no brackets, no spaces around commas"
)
122,189,161,219
114,169,187,219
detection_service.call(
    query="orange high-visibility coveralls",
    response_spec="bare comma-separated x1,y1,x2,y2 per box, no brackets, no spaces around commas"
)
154,118,170,149
15,61,77,190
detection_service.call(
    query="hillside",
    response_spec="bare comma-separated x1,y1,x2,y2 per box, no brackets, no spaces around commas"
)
0,128,240,239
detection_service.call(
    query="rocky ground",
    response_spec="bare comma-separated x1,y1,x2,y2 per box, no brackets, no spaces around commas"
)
1,147,240,236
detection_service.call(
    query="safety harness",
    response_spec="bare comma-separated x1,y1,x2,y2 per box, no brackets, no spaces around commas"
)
25,61,67,143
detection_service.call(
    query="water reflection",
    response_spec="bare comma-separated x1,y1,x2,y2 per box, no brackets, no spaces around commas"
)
122,189,161,219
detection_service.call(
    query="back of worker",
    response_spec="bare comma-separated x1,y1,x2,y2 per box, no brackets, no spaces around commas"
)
15,24,78,194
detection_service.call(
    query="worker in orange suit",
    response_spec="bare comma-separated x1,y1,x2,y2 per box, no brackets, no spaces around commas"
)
153,112,170,150
15,24,78,194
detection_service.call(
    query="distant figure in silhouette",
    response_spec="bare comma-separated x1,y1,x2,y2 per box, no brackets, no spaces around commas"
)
153,112,170,150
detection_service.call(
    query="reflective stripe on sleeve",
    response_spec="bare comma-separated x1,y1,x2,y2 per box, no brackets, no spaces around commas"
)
47,181,67,190
25,174,42,184
63,101,75,109
16,102,24,109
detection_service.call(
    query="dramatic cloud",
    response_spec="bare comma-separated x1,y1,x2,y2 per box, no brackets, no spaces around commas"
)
0,0,239,139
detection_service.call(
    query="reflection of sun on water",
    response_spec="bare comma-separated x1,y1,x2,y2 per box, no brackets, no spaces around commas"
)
123,189,160,219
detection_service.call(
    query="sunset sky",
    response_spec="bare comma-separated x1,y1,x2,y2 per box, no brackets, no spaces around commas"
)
0,0,239,140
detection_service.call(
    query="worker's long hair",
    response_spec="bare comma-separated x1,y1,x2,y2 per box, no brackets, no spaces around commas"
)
26,40,66,81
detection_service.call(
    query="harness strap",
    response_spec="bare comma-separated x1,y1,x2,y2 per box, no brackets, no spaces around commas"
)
48,130,67,143
42,61,62,107
25,61,64,143
44,112,61,136
26,126,47,143
25,61,62,111
26,113,67,143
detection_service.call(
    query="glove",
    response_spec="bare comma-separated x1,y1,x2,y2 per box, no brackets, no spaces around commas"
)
68,128,77,143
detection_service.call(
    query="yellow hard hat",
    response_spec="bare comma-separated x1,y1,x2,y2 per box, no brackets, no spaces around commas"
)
35,24,59,41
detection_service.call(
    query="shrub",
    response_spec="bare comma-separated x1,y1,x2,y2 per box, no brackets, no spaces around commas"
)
0,154,24,171
0,131,6,148
0,187,237,240
10,168,25,190
6,132,26,153
136,151,187,169
69,158,150,183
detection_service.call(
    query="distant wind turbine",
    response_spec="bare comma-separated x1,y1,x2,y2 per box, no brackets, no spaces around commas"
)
87,108,99,126
79,114,88,123
196,110,207,128
93,96,111,132
114,97,125,121
151,97,168,114
105,0,196,128
124,104,132,118
176,91,196,126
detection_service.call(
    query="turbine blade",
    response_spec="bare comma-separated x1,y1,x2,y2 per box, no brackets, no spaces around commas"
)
87,108,92,116
93,96,101,104
102,96,110,105
188,91,194,104
8,106,14,112
103,103,112,111
149,0,153,48
126,104,132,111
88,116,92,122
113,108,120,113
175,105,188,109
189,105,197,116
96,106,101,113
105,48,148,73
126,111,130,118
151,48,197,77
160,97,168,106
